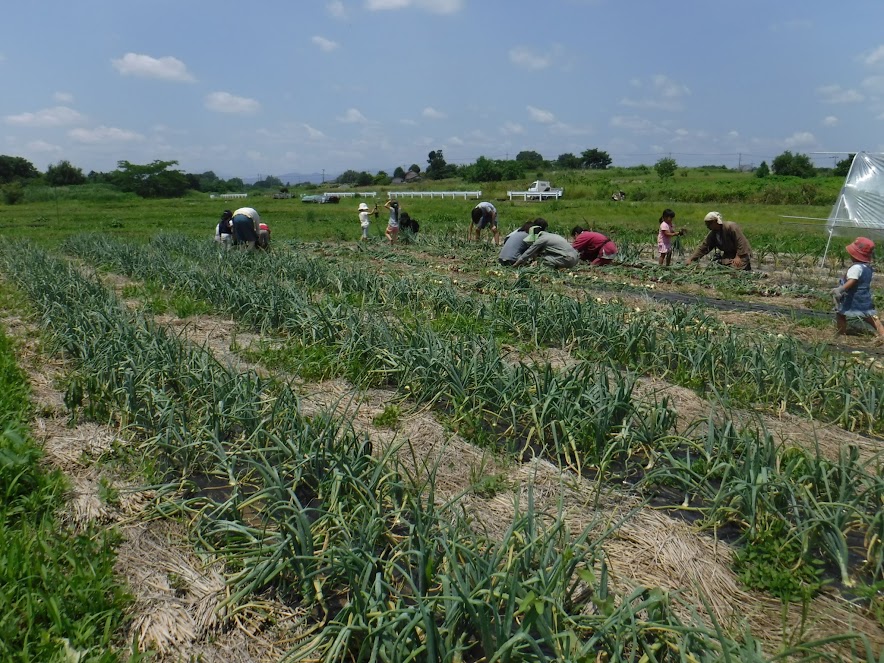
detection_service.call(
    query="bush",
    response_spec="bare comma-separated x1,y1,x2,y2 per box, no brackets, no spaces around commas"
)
2,183,24,205
654,158,678,180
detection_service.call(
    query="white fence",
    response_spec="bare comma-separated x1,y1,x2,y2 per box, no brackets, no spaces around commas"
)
388,191,482,200
324,192,378,198
506,190,564,201
210,193,248,200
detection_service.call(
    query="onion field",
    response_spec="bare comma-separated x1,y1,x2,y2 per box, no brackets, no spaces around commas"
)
1,218,883,661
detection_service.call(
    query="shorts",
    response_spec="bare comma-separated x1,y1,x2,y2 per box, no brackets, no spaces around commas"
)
473,213,496,230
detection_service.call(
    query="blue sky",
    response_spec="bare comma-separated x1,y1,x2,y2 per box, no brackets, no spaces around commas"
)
2,0,883,179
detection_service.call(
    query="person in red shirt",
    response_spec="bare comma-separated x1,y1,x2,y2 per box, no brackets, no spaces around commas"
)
571,226,617,266
256,222,271,250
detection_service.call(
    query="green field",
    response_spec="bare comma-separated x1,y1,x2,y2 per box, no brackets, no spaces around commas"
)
1,168,883,661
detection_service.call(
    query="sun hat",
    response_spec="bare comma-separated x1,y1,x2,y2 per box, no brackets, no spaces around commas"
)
524,225,542,243
704,211,723,224
358,202,369,211
846,237,875,262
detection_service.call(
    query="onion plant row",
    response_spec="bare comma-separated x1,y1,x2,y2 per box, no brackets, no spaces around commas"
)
65,233,884,436
0,244,837,661
61,235,884,597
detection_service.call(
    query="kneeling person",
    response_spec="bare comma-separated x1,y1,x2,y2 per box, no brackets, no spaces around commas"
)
686,211,751,270
512,226,579,268
571,226,617,266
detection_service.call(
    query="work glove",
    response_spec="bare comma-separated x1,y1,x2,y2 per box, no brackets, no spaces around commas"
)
831,286,847,305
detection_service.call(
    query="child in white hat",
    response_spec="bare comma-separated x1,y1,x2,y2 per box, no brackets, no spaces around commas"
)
357,202,374,241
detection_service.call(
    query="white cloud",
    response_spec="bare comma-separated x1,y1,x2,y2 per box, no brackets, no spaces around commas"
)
26,140,62,154
365,0,463,14
399,118,418,126
501,121,524,135
312,36,339,52
338,108,368,123
303,123,326,139
53,91,74,103
783,131,816,148
652,74,690,99
366,0,410,8
5,106,85,127
620,74,690,111
862,75,884,95
610,115,654,131
816,84,864,104
246,150,263,161
422,106,446,119
509,47,552,71
527,105,556,124
549,122,591,137
862,45,884,67
327,0,347,18
822,115,839,127
205,92,261,114
111,53,195,82
68,126,145,143
447,136,464,146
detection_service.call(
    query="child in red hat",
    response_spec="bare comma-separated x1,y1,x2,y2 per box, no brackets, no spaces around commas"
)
832,237,884,341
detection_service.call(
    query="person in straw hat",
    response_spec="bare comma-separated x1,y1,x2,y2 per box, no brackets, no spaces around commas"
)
831,236,884,342
686,211,752,270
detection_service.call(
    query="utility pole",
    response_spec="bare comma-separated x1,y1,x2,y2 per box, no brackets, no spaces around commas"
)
322,169,325,184
738,153,742,171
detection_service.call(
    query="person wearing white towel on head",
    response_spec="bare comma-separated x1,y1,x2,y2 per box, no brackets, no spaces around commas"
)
686,211,752,270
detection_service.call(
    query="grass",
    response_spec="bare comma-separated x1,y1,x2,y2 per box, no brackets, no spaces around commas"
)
2,169,849,255
0,323,131,662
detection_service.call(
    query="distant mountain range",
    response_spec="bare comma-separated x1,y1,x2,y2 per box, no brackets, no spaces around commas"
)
241,172,339,186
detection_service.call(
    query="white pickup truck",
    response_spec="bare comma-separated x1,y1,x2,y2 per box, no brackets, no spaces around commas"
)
526,180,564,199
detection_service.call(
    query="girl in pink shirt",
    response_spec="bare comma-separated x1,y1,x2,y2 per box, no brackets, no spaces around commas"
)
657,208,684,266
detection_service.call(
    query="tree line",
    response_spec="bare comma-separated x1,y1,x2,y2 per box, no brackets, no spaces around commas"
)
0,149,855,203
